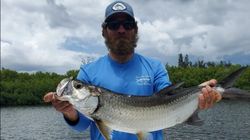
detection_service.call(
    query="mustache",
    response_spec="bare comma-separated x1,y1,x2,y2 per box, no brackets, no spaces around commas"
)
106,36,136,47
105,38,137,55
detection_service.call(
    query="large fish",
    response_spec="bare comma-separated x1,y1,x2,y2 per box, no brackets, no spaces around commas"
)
55,67,247,140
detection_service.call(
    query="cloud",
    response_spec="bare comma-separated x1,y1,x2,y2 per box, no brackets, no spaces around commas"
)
132,0,250,64
44,0,78,28
1,0,250,74
1,0,103,74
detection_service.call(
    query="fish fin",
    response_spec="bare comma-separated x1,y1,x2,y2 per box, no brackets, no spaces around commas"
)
185,109,204,126
155,82,185,96
137,132,153,140
218,66,248,89
94,119,111,140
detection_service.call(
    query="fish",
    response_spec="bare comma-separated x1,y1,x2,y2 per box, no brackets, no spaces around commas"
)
55,67,247,140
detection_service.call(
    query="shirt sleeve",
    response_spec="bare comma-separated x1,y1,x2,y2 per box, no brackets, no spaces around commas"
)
153,63,172,92
76,64,91,84
64,111,92,131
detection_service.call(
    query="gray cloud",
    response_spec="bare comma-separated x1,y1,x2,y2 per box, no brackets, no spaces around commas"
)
1,0,249,74
129,0,250,64
43,0,78,28
61,36,106,54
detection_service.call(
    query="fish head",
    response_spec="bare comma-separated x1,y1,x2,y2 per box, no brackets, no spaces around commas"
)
56,77,97,100
56,77,74,98
56,77,100,116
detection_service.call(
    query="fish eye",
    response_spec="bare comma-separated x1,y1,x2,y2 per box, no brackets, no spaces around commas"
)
73,81,83,89
75,84,82,89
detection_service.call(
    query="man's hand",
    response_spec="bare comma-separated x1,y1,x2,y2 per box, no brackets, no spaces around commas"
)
198,79,222,109
43,92,78,122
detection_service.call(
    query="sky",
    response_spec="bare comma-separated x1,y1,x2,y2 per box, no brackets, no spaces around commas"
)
1,0,250,74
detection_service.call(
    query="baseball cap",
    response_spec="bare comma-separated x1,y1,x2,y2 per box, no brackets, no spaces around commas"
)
104,1,134,22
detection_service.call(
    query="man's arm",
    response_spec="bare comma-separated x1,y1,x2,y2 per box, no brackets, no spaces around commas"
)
44,92,78,121
43,92,91,131
153,63,172,92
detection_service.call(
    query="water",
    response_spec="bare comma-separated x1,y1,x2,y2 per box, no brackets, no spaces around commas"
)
1,100,250,140
0,106,88,140
166,100,250,140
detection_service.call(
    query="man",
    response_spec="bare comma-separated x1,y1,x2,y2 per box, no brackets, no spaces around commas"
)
44,1,221,140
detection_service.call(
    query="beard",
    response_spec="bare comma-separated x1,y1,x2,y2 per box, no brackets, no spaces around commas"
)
104,33,138,56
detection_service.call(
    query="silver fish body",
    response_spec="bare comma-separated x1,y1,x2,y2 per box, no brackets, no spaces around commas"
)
56,79,209,133
92,87,200,133
55,67,247,139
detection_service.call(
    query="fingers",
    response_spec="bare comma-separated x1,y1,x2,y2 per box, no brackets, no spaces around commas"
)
43,92,55,103
208,79,217,87
199,89,222,110
198,79,221,110
50,99,78,121
199,79,217,87
43,92,75,114
52,100,73,113
199,86,213,109
214,90,222,102
198,94,205,109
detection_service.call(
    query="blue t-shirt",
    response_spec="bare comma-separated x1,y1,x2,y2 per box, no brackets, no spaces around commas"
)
67,53,171,140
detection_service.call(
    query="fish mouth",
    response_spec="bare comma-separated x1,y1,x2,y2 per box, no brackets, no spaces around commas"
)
56,77,73,96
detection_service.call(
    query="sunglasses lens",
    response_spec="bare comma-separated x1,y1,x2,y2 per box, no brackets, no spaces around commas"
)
123,21,135,30
106,20,135,30
107,21,120,30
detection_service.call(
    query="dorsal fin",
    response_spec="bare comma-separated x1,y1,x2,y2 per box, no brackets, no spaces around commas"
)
155,82,184,96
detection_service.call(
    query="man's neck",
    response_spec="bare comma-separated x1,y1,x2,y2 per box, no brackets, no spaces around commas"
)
109,52,134,63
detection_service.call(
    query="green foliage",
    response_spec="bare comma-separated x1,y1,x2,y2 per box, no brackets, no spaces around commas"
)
0,69,65,106
177,53,233,68
167,65,249,90
1,65,249,106
66,70,79,78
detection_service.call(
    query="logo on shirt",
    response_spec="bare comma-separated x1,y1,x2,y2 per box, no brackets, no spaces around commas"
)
136,75,151,85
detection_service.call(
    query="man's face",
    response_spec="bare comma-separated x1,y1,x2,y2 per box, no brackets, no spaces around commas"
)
103,13,138,56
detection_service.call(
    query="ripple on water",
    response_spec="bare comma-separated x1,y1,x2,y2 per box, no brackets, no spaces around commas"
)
1,100,250,140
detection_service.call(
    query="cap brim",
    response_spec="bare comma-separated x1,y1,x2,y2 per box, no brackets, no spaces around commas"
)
105,12,134,22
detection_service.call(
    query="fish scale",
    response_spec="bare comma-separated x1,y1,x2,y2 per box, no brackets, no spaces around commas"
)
92,90,199,133
55,67,247,140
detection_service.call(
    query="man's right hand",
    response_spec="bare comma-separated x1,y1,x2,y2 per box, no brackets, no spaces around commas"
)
43,92,78,122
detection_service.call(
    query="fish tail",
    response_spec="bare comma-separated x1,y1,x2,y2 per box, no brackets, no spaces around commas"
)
218,66,248,89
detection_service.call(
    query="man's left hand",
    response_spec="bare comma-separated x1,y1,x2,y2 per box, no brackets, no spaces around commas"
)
198,79,222,109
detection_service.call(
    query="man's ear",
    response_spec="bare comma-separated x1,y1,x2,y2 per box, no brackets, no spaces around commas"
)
135,27,138,34
134,21,138,34
101,23,106,37
102,28,106,37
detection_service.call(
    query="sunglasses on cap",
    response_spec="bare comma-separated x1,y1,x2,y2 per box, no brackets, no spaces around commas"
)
104,20,136,30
